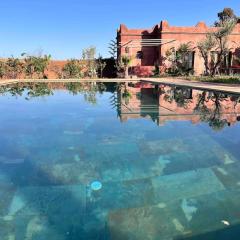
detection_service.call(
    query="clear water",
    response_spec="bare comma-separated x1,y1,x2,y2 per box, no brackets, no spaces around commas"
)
0,82,240,240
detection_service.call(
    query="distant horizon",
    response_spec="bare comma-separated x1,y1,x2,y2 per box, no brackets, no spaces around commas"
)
0,0,239,59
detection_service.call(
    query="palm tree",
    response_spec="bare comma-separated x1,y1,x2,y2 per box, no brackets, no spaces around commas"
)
120,56,132,78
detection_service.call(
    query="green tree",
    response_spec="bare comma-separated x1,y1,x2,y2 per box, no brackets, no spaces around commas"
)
215,8,238,26
5,57,24,79
62,59,83,79
108,39,118,77
96,55,107,78
117,55,132,78
197,34,216,75
108,39,117,59
82,46,97,78
198,19,236,76
0,61,6,79
22,53,51,79
166,43,194,75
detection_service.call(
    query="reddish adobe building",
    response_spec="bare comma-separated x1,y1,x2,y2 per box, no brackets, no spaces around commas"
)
117,20,240,76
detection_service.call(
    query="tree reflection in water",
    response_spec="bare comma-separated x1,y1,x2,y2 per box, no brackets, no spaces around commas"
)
0,83,52,99
0,82,107,105
117,83,240,131
66,82,107,105
194,91,228,131
1,82,240,131
163,86,240,130
163,87,193,109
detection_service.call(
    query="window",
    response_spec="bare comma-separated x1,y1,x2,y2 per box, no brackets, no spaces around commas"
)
136,51,143,59
176,51,195,69
183,52,194,69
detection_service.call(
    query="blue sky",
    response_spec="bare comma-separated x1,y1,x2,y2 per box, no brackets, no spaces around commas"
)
0,0,239,59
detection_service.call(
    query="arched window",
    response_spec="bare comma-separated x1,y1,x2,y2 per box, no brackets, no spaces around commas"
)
136,51,143,59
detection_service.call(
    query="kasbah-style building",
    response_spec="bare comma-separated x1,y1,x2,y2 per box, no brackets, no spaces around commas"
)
117,20,240,77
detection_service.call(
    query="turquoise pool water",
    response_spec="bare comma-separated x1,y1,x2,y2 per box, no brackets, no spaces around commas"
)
0,82,240,240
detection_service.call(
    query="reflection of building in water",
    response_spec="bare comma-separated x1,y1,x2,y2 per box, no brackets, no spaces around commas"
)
117,83,240,129
117,83,160,123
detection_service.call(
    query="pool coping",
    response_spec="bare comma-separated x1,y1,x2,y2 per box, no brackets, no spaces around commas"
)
0,79,138,85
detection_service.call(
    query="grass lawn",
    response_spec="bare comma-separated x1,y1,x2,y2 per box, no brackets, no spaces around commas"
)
184,76,240,84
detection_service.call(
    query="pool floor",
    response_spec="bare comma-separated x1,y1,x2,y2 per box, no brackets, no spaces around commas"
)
0,82,240,239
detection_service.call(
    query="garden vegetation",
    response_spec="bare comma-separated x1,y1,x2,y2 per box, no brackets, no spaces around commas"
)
0,47,107,80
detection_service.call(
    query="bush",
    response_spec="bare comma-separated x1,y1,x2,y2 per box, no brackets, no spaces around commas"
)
5,57,24,79
22,54,51,79
62,59,83,79
0,61,6,78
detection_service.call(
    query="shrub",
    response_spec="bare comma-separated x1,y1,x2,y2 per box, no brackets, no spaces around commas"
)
0,61,6,79
62,59,83,79
22,53,51,79
5,57,24,79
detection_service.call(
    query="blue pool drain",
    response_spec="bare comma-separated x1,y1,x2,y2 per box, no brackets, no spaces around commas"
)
91,181,102,191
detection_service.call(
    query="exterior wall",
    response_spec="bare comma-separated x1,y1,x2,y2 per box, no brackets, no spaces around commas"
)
117,24,159,77
117,21,240,76
47,60,67,79
160,21,209,75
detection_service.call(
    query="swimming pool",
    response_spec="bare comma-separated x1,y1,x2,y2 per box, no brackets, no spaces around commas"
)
0,82,240,240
